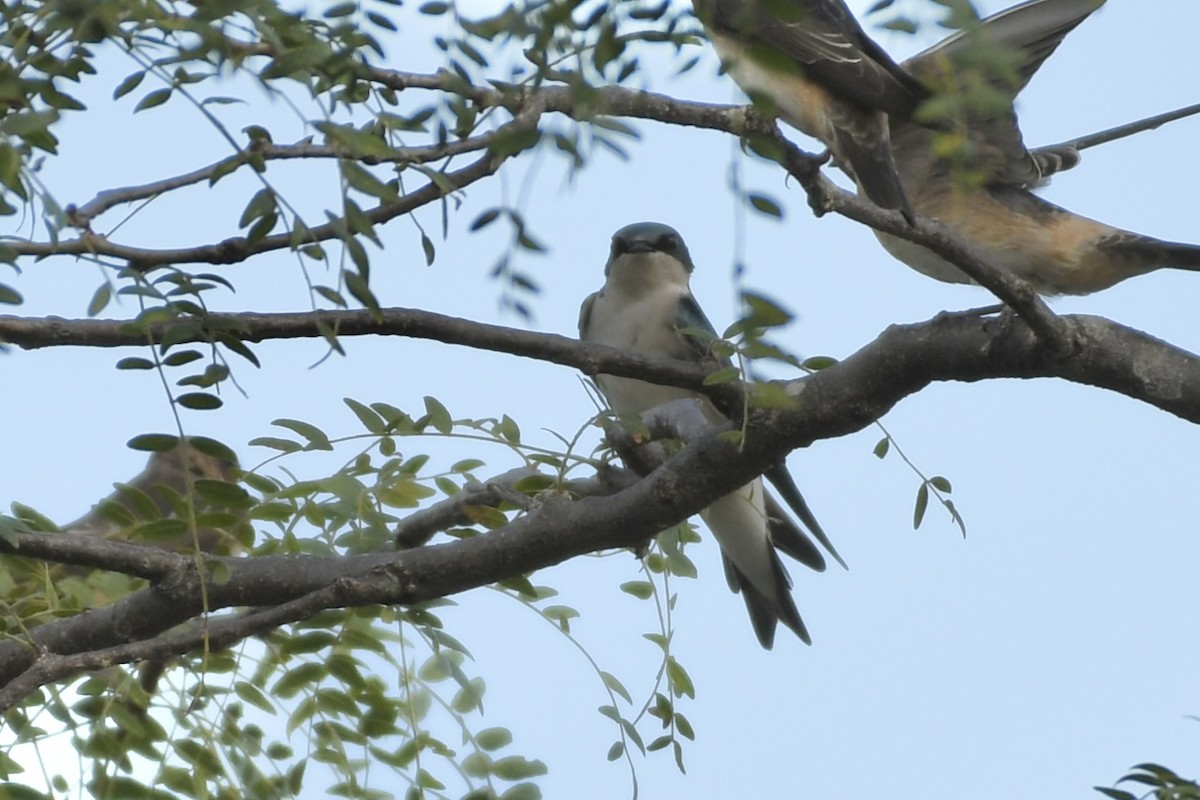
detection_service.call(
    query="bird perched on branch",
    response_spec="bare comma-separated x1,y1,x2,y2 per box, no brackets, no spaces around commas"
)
579,221,843,648
693,0,927,223
64,439,244,560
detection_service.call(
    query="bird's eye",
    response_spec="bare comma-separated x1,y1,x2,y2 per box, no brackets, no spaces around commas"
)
610,238,626,257
658,234,677,251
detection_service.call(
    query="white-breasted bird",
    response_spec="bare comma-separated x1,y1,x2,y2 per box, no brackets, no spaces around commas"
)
579,221,843,648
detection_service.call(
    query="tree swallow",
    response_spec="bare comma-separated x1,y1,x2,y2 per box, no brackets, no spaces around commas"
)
693,0,926,224
874,0,1200,294
579,221,844,648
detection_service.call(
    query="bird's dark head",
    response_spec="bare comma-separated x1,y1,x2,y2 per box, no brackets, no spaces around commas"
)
607,222,696,277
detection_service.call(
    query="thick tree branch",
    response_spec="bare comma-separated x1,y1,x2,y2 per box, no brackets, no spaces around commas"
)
0,306,717,394
2,310,1198,706
1,305,1196,420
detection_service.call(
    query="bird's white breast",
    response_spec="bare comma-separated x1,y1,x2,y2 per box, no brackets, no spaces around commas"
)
583,250,704,413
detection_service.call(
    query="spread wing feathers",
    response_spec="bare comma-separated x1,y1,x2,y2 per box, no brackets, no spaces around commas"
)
722,550,810,648
901,0,1105,187
765,462,846,569
704,0,925,116
908,0,1105,96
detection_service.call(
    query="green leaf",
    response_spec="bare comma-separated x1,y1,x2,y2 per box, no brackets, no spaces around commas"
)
495,414,520,443
113,71,146,100
600,671,632,704
470,209,500,231
272,418,332,450
913,482,929,529
249,436,303,453
620,581,653,600
801,355,839,370
239,187,276,228
162,349,203,367
134,88,172,112
475,727,512,752
929,475,952,493
235,682,276,713
675,712,695,740
116,356,156,370
873,437,890,459
379,479,436,508
11,502,57,533
132,518,189,540
703,366,740,386
344,398,386,433
747,192,783,218
193,479,251,507
422,396,452,434
128,433,181,452
500,785,542,800
87,284,112,316
1092,790,1137,800
492,757,547,781
273,662,327,699
176,392,223,410
666,657,695,699
541,604,578,632
741,292,793,328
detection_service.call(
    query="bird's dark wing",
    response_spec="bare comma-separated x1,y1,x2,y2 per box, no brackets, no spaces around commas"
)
910,0,1105,96
701,0,926,116
902,0,1105,186
765,466,846,569
674,292,728,364
677,291,844,573
577,290,598,338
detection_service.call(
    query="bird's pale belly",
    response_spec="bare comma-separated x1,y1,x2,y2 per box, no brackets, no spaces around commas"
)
875,189,1121,295
595,374,697,416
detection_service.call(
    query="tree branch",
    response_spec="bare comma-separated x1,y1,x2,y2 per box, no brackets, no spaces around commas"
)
6,144,511,269
11,66,1069,346
2,309,1198,705
354,70,1072,342
67,132,510,227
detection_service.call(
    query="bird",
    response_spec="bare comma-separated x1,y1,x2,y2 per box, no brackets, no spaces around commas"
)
579,221,844,648
692,0,927,223
63,439,244,560
872,0,1200,295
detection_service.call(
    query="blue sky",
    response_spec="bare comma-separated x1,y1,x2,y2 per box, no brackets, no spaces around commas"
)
3,0,1199,797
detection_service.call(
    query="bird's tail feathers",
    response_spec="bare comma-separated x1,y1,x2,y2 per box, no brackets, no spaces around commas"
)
765,463,847,569
723,553,810,649
1102,233,1200,273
